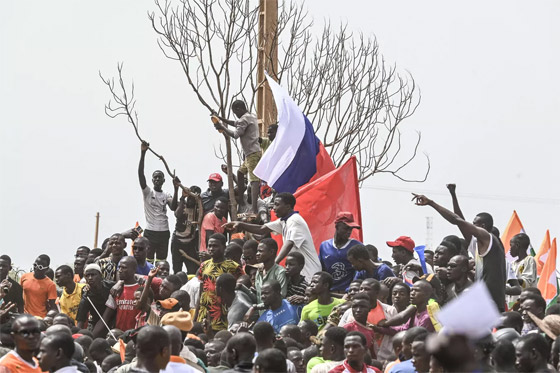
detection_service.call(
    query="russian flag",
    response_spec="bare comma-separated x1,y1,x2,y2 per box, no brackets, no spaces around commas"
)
254,74,334,194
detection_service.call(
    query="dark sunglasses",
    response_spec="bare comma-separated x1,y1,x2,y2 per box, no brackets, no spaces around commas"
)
12,328,41,337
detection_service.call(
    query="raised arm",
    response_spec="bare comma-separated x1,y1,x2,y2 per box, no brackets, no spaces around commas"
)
138,267,158,310
170,177,180,211
446,184,465,220
413,194,491,255
275,241,295,265
138,141,149,190
223,221,272,236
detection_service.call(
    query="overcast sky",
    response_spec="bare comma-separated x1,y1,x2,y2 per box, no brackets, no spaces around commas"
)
1,0,559,271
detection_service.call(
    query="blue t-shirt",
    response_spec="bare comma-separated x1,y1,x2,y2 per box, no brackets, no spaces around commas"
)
354,263,395,282
389,359,414,373
319,239,361,292
258,299,299,333
136,261,154,276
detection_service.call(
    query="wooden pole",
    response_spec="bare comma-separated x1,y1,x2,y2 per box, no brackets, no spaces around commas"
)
256,0,278,137
93,212,100,248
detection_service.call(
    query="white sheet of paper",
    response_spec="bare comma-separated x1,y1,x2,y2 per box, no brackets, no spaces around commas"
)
436,281,501,339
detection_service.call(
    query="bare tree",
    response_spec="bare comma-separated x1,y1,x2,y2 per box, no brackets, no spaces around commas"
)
143,0,428,185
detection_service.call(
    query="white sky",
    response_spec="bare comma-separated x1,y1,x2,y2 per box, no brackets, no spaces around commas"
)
1,0,559,271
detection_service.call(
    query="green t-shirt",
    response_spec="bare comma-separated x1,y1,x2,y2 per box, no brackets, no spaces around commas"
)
301,297,345,331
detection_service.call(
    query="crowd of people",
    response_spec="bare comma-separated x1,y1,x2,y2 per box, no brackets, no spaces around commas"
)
1,102,558,373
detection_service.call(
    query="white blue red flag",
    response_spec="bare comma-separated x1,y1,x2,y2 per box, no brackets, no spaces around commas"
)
254,74,334,194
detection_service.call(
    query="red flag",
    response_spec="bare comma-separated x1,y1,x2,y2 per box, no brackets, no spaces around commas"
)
272,156,362,259
308,142,335,183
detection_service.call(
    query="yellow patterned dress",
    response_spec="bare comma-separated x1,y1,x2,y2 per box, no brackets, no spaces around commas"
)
197,258,243,331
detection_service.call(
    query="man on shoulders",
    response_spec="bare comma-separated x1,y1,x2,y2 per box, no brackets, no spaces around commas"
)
319,212,362,292
20,255,57,317
139,141,179,261
224,192,321,281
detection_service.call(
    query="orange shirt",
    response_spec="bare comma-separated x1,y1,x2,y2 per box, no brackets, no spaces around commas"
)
0,350,43,373
20,272,57,318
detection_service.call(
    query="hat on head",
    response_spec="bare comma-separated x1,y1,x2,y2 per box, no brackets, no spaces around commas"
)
161,311,193,332
387,236,415,253
492,327,520,343
157,298,180,310
84,263,102,274
528,312,560,340
334,212,361,229
208,173,223,182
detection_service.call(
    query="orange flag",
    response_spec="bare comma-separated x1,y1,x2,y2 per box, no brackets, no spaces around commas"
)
501,210,525,254
537,237,558,305
535,230,552,276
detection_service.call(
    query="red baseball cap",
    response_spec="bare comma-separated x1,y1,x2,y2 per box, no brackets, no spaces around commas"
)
208,173,223,182
334,212,361,229
386,236,415,252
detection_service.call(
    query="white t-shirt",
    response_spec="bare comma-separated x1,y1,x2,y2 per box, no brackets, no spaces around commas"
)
265,213,321,281
142,186,173,231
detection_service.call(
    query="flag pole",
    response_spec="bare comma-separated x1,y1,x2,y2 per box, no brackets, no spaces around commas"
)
86,295,117,340
93,212,100,248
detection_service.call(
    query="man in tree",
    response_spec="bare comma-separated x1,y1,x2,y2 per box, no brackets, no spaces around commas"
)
20,255,57,317
139,141,179,261
0,315,43,372
319,212,362,292
213,100,261,216
412,191,506,312
445,255,473,300
223,192,321,281
54,265,86,324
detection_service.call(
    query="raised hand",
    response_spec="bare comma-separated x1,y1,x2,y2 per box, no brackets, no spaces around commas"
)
148,266,159,280
141,141,150,152
411,193,432,206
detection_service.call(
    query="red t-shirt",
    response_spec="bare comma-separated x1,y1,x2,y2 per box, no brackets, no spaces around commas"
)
200,213,226,252
106,283,141,331
343,321,376,350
